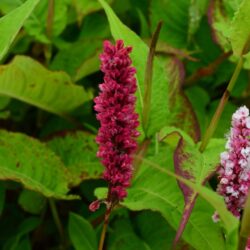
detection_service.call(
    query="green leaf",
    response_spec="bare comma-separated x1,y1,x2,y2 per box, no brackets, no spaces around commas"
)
99,0,169,137
0,56,91,116
0,182,5,215
150,0,202,48
164,57,200,142
0,0,21,13
3,217,40,250
208,0,232,51
159,128,226,244
47,131,103,187
25,0,70,43
18,190,46,215
74,51,101,81
50,39,102,80
0,0,40,61
0,130,74,199
209,0,250,64
188,0,209,40
123,145,235,250
0,95,10,110
68,212,98,250
137,9,150,38
14,236,31,250
134,211,176,250
73,0,114,24
15,235,32,250
108,218,150,250
185,86,210,135
79,13,110,40
207,101,237,138
172,134,225,243
230,0,250,56
94,187,108,200
0,0,71,43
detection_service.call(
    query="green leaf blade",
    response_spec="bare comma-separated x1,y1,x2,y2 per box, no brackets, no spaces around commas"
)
0,0,40,61
0,130,73,199
123,146,229,250
0,56,91,116
68,212,98,250
230,0,250,56
47,131,103,187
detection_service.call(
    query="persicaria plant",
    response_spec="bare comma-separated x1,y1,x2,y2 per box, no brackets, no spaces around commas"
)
1,0,250,250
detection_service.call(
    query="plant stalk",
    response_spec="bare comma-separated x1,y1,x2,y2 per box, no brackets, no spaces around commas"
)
142,21,163,134
199,56,243,152
49,199,66,248
44,0,54,65
98,205,112,250
46,0,54,39
238,236,248,250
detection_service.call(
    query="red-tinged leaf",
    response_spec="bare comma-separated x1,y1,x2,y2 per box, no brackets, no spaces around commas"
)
207,0,230,50
161,130,225,246
173,136,199,247
165,57,200,142
207,0,250,67
123,142,235,250
156,41,198,62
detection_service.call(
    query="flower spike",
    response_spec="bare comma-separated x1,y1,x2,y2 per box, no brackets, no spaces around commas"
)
90,40,139,210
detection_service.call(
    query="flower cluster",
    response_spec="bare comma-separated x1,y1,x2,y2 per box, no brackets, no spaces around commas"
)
90,40,139,211
213,106,250,249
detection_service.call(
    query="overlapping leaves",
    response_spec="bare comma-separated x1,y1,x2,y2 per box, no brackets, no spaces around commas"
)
0,130,72,199
123,143,235,250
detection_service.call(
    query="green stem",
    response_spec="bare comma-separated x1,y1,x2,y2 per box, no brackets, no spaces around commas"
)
46,0,54,39
49,199,66,248
238,236,248,250
98,205,112,250
44,0,54,65
199,56,243,152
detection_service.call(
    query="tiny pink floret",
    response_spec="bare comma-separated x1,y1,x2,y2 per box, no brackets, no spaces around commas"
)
90,40,139,209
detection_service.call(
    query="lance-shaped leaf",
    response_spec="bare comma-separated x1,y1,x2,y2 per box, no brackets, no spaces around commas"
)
163,130,225,245
99,0,169,138
47,131,103,187
0,0,40,61
0,130,74,199
0,56,91,116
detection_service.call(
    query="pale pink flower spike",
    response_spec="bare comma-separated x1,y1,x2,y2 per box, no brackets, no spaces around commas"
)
214,106,250,249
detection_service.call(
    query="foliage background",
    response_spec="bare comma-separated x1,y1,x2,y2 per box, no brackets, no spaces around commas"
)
0,0,249,249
